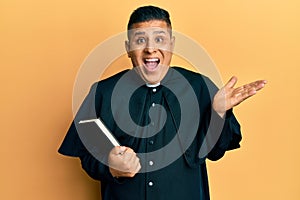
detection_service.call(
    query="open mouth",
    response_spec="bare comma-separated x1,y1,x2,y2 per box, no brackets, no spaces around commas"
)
143,58,160,72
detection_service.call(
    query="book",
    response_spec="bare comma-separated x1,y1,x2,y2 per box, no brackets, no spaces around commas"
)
78,118,120,147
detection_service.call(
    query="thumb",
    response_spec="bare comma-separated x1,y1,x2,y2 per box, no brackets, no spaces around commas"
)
225,76,238,89
113,146,127,155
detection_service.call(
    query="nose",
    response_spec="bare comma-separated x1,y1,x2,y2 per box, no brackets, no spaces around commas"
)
144,40,157,53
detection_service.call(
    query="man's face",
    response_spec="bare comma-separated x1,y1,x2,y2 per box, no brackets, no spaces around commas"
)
126,20,175,84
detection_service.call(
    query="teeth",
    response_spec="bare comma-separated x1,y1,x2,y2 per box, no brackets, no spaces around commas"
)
145,58,159,62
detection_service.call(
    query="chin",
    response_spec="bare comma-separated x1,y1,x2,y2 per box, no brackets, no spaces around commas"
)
142,75,160,84
144,78,159,84
134,66,165,84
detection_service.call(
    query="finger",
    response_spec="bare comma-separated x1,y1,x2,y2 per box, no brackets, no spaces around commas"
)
234,80,264,95
132,156,141,173
124,151,136,165
134,162,141,174
229,79,267,107
253,80,267,91
245,80,267,91
110,146,121,155
124,147,134,153
112,146,127,155
123,151,139,170
225,76,238,89
113,170,136,178
232,88,257,105
232,85,253,99
124,152,140,173
123,172,137,178
241,89,257,100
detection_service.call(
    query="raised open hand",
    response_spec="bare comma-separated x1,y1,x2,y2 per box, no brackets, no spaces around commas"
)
212,76,267,118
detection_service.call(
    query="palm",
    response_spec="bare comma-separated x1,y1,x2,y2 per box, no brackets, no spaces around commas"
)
213,76,267,117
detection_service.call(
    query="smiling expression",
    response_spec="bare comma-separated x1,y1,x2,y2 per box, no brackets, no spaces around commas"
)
126,20,175,84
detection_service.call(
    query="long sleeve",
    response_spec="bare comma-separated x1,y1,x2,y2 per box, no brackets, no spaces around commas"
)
169,67,242,166
58,83,115,182
79,147,115,181
206,109,241,161
58,120,114,182
58,82,98,157
199,74,241,161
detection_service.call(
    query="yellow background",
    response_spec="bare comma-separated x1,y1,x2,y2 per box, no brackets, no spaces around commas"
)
1,0,299,199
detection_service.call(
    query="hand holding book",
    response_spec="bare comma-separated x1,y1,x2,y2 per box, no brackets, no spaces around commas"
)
79,118,141,177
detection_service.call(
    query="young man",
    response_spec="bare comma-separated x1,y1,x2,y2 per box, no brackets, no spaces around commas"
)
59,5,266,200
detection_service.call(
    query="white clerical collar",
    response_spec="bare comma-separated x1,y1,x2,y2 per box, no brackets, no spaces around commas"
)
146,82,160,88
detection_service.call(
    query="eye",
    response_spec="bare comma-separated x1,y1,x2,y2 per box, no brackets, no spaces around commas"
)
155,37,164,43
136,37,146,44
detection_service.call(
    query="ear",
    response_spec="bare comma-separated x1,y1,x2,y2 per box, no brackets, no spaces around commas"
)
125,40,131,58
170,36,175,52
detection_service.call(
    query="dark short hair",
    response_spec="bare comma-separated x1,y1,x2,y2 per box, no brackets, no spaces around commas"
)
127,5,172,30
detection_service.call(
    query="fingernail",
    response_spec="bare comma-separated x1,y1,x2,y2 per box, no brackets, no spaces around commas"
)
120,146,126,151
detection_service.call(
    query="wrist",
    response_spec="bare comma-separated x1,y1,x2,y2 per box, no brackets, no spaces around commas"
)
212,103,226,119
215,110,225,118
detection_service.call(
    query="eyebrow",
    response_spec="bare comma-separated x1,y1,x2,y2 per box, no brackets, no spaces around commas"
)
134,31,146,36
133,30,167,36
153,30,167,35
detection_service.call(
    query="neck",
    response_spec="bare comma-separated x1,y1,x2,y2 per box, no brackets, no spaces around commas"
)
146,82,160,87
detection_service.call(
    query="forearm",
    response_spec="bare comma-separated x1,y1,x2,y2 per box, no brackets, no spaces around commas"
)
79,152,114,182
207,109,242,161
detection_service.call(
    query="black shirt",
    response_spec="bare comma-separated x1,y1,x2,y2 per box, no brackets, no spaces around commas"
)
58,67,242,200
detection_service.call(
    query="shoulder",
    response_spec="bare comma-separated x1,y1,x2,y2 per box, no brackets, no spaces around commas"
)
172,66,216,88
171,66,201,77
92,69,130,92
